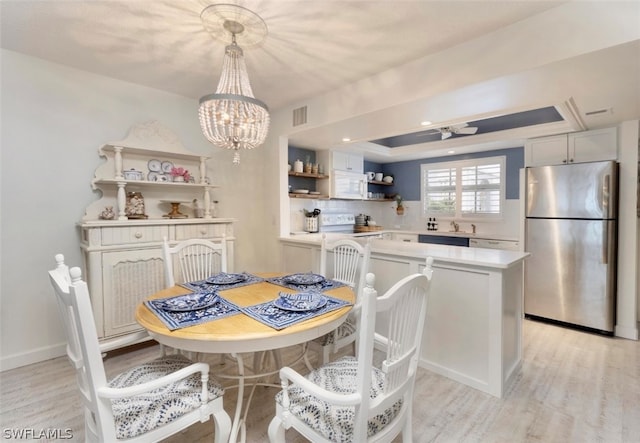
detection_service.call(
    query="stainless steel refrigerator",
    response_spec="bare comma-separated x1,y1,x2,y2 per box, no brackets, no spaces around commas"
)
524,160,618,334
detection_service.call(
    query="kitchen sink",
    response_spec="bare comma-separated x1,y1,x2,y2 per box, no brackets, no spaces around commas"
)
446,230,475,236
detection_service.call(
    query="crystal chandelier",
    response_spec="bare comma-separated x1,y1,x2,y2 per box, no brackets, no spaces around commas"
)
198,4,270,164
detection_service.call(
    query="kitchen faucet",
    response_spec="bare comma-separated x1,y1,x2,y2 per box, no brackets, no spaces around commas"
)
450,221,459,232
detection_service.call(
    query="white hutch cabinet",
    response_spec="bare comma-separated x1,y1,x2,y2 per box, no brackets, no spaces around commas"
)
79,121,235,344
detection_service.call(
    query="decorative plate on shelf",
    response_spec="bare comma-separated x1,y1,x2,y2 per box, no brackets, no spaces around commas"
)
161,161,174,173
155,292,218,312
274,292,327,311
148,159,162,172
148,171,160,181
206,273,247,285
283,273,325,285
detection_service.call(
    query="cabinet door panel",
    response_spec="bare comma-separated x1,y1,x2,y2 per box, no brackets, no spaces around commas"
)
102,249,165,337
332,151,363,173
282,244,318,273
569,127,617,163
525,134,568,166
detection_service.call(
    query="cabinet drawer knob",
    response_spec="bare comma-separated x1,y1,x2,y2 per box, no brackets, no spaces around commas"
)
134,232,143,239
200,229,207,235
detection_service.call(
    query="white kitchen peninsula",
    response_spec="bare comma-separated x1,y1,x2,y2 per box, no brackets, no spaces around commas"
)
280,234,529,398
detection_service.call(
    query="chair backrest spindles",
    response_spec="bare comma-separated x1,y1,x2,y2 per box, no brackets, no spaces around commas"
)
163,236,228,287
320,236,371,302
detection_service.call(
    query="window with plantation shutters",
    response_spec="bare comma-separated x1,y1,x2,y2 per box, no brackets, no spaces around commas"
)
423,167,457,215
461,162,501,214
421,156,505,219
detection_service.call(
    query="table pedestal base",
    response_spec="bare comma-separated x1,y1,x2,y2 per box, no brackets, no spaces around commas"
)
213,348,305,443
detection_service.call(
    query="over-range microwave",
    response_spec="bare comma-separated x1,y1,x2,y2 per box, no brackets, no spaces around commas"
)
330,170,367,199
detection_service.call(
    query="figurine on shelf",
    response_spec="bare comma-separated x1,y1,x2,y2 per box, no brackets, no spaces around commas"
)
99,206,115,220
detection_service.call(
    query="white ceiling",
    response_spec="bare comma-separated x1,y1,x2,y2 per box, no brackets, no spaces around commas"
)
0,0,568,109
2,1,639,162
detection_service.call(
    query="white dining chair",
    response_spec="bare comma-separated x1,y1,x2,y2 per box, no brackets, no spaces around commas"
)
49,254,231,442
162,236,227,288
304,235,371,369
269,257,434,443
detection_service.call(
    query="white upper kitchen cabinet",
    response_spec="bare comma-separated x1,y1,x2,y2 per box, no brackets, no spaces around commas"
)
568,127,618,163
525,127,617,167
332,150,364,173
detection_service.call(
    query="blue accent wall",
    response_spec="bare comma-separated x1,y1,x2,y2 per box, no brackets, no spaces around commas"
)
378,147,524,201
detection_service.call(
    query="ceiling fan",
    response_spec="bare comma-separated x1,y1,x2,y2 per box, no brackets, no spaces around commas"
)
422,123,479,140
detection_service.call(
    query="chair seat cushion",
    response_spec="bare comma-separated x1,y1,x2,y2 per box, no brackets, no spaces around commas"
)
275,356,402,442
108,354,223,440
314,316,356,346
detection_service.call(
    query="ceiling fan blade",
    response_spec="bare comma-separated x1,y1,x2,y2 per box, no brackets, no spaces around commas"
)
415,129,442,137
441,131,452,140
456,126,478,135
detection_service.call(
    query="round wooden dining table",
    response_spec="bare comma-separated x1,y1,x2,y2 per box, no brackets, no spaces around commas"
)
135,272,354,354
135,272,355,443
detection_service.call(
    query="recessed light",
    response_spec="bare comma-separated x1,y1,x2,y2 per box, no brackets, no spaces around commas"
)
420,121,432,126
448,150,455,154
342,137,351,142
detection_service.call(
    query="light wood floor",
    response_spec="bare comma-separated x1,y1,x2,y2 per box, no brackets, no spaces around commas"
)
1,319,639,442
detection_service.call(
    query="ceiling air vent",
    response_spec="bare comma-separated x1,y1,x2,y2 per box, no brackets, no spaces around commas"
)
585,108,613,116
292,106,308,127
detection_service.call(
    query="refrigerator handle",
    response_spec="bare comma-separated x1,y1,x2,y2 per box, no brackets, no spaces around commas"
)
602,222,608,264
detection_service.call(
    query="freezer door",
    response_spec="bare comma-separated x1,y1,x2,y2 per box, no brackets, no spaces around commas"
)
524,218,616,332
526,161,618,219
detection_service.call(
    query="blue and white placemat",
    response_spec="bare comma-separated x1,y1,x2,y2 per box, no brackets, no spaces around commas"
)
179,272,264,293
241,294,351,330
145,293,241,331
267,274,348,292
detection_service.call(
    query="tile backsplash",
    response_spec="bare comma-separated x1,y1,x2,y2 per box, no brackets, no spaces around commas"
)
290,198,521,239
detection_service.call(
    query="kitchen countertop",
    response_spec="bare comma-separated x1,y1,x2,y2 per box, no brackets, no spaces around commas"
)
281,233,528,270
288,229,519,241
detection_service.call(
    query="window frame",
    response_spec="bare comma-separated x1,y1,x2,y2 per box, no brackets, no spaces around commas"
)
420,156,506,221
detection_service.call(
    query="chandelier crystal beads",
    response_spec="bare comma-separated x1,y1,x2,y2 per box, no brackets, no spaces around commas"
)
198,4,270,164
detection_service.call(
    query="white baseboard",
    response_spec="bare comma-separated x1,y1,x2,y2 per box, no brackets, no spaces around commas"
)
0,342,67,372
614,322,639,340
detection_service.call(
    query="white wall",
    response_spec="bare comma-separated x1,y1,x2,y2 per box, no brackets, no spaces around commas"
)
0,50,271,370
616,121,640,339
